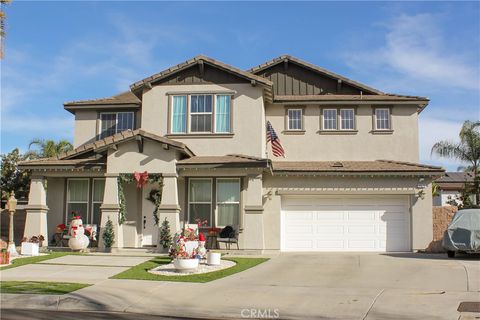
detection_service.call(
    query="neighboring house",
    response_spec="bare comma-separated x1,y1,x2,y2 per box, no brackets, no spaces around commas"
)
433,172,475,206
19,55,444,252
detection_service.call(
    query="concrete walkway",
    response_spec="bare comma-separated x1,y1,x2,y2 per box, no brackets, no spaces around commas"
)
1,253,479,319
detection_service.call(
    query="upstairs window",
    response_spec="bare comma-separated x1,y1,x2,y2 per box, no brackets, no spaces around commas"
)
375,108,391,130
340,109,355,130
170,94,232,134
323,109,337,130
100,112,135,139
287,109,303,131
190,95,213,132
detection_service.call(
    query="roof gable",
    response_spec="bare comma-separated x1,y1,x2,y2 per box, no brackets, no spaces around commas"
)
130,55,272,95
249,55,384,96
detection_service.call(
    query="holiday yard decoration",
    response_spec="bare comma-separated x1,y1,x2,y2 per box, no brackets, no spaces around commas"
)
68,215,89,251
102,217,115,250
159,218,172,250
117,172,162,225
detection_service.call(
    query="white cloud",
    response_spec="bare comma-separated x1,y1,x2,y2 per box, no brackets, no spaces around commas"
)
419,116,464,170
346,13,479,92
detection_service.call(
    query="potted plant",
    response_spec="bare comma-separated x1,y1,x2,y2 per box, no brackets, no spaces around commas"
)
102,218,115,253
169,235,199,272
20,235,43,256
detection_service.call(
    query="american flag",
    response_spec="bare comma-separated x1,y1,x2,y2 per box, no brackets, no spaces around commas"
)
266,121,285,157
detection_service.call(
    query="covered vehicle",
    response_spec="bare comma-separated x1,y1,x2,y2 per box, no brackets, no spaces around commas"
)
442,208,480,257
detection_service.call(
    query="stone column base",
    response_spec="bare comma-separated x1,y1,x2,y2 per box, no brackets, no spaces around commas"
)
99,204,124,249
24,205,49,247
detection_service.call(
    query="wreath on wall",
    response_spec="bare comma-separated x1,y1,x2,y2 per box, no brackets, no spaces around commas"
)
117,172,163,225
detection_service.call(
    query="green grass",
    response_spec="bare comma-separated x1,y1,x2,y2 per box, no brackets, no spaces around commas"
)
0,281,90,294
0,252,85,270
111,257,269,283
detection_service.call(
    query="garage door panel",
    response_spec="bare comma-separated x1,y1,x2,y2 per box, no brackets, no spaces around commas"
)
286,224,314,234
317,225,344,234
316,240,345,249
282,196,410,252
347,225,376,234
315,211,344,220
348,239,376,249
347,211,376,221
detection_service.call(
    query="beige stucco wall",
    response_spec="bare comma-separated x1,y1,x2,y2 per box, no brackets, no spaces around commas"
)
262,175,434,251
265,104,420,162
141,83,266,157
106,140,178,174
46,177,65,237
73,110,97,147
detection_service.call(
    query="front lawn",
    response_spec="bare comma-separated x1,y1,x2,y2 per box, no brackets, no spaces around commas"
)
111,257,268,283
0,281,90,294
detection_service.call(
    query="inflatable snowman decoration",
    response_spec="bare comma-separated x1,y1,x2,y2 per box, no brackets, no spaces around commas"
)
68,216,90,251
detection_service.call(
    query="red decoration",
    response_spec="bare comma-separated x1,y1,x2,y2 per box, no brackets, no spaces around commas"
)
56,224,66,230
198,233,206,242
134,171,149,188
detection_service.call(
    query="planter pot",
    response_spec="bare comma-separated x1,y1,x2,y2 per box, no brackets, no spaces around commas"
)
173,258,199,272
206,252,221,266
21,242,39,256
104,247,112,253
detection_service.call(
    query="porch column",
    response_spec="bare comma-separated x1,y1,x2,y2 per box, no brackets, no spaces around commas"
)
158,173,181,238
243,174,265,250
99,174,124,249
24,176,49,247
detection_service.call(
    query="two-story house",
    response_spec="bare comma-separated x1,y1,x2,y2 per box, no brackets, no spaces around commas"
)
19,55,443,252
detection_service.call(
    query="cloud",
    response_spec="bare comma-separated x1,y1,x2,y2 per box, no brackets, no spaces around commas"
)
419,116,464,170
346,13,479,92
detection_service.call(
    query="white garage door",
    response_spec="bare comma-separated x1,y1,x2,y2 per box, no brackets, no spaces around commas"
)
281,196,411,252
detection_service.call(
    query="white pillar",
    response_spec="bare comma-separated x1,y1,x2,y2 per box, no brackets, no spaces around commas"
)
24,176,49,247
99,174,124,249
243,174,265,250
158,173,181,238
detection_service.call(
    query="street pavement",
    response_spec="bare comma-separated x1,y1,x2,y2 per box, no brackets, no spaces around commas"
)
1,252,479,319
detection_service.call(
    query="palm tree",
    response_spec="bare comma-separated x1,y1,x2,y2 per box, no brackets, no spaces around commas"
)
431,120,480,205
27,139,74,158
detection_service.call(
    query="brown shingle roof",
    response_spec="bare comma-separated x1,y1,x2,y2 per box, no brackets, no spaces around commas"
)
249,55,385,95
272,160,444,174
64,91,140,107
177,154,269,168
130,55,273,92
274,94,429,102
436,172,474,183
21,129,194,163
18,157,105,169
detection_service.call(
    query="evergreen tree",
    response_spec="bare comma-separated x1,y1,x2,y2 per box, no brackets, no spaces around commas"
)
159,218,172,249
102,218,115,248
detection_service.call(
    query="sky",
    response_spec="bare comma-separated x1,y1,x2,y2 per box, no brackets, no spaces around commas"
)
1,1,479,171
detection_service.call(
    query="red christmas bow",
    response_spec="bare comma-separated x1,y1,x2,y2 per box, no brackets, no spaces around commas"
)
134,171,149,188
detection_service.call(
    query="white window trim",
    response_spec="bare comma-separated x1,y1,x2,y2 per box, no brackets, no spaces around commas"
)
287,108,303,131
339,108,355,131
99,111,135,138
188,178,213,227
323,109,338,131
66,178,90,224
189,94,213,134
91,178,105,225
170,94,232,135
374,108,391,131
213,94,232,134
215,178,241,228
170,95,188,134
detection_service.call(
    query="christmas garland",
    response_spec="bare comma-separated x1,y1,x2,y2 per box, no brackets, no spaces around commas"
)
117,173,162,225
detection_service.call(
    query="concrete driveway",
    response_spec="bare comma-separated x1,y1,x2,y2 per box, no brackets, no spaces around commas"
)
1,253,479,319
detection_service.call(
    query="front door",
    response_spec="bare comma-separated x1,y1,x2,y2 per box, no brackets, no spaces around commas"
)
141,184,158,246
